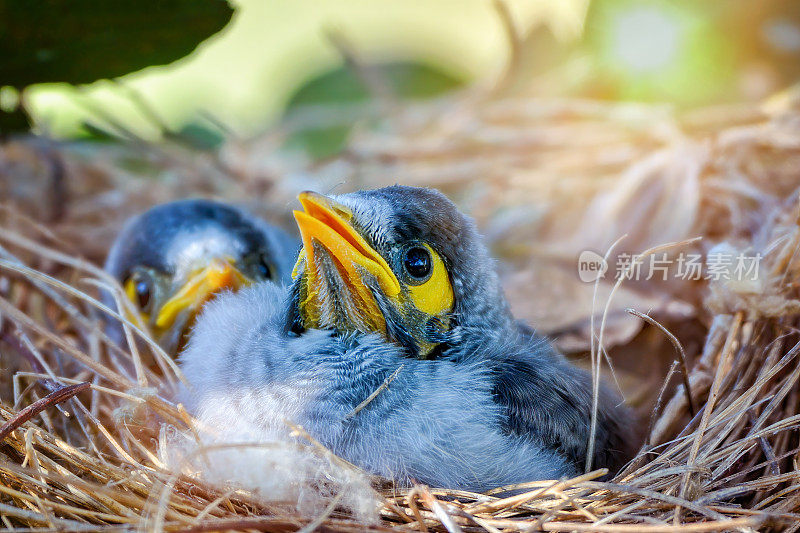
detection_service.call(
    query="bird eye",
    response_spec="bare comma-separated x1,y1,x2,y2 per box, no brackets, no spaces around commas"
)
397,242,453,317
255,256,273,280
126,272,153,312
134,278,151,309
403,246,433,281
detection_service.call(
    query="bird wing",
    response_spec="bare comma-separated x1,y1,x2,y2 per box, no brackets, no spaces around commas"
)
491,334,635,475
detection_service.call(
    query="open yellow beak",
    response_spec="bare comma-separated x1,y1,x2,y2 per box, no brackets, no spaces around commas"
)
155,257,250,330
293,191,400,332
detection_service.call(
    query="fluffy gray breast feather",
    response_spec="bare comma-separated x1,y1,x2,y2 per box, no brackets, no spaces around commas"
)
180,283,578,492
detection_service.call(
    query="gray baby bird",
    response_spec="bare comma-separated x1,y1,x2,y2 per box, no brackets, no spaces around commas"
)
105,198,297,356
180,187,631,492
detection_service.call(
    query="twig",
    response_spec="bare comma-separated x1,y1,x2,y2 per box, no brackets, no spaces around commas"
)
538,516,763,532
468,469,607,514
297,492,344,533
492,0,522,93
115,81,172,136
324,26,396,111
345,364,404,419
588,237,702,472
0,382,90,442
647,361,680,447
172,517,302,533
626,308,697,417
284,420,364,475
72,92,148,146
677,312,744,521
587,234,628,472
415,486,463,533
759,436,781,478
405,491,430,533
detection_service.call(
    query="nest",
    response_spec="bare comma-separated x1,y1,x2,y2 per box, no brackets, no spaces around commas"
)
2,85,800,531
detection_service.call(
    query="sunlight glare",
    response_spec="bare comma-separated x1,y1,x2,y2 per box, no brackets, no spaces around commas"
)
609,6,682,74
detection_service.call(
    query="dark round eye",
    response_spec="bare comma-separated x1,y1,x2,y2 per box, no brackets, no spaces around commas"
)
403,246,432,280
133,277,152,310
255,257,273,280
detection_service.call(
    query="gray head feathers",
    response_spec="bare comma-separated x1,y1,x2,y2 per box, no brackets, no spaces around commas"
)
105,198,297,284
334,186,514,333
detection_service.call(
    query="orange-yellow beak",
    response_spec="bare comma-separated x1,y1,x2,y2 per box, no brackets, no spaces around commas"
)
293,191,400,332
155,257,250,331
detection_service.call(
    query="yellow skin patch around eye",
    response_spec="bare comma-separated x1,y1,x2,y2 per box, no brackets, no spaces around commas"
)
405,243,454,317
293,191,455,352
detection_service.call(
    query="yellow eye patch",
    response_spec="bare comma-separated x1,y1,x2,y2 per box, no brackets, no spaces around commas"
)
405,243,454,317
124,277,137,304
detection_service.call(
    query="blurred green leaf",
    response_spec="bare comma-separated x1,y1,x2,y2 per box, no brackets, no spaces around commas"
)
283,62,463,159
0,0,232,133
174,122,226,150
0,0,232,88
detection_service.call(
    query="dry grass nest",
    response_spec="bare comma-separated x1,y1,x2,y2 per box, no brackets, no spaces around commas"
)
2,85,800,532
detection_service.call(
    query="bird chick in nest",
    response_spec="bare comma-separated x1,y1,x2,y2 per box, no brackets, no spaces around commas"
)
104,198,297,357
178,186,633,494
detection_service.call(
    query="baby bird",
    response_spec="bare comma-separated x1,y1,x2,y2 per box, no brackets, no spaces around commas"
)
180,187,631,492
105,198,297,356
